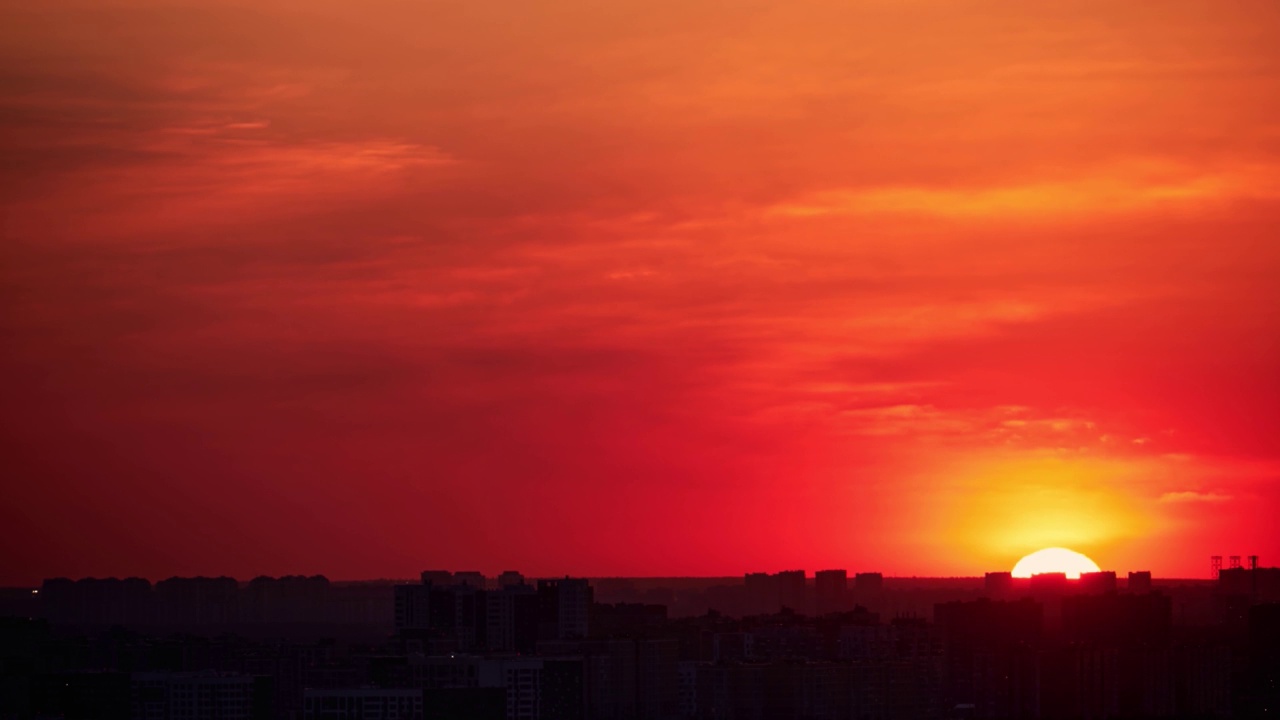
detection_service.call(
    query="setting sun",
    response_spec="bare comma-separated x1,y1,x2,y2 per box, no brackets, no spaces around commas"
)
1012,548,1101,579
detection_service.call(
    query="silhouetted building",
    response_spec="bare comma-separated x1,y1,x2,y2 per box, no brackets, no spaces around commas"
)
422,688,505,720
936,598,1043,718
1219,565,1280,600
1028,572,1069,595
480,657,542,720
244,575,329,623
38,577,154,626
814,570,848,615
1079,571,1118,595
420,570,454,586
1245,603,1280,716
394,584,430,631
454,571,487,589
538,578,592,640
1174,643,1232,717
132,671,273,720
984,571,1013,597
636,638,680,720
744,572,779,616
1062,592,1172,648
539,658,586,720
303,687,422,719
31,672,131,720
854,572,884,592
450,582,485,651
1041,646,1120,720
153,577,239,626
935,598,1043,651
591,602,668,638
676,661,699,718
486,582,539,653
15,569,1262,720
1128,571,1152,594
413,654,486,690
777,570,807,613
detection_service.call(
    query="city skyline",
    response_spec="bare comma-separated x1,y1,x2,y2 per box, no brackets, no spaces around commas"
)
12,561,1277,719
3,0,1279,585
9,555,1263,588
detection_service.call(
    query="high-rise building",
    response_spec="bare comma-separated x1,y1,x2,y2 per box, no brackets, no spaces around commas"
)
935,598,1043,718
1080,571,1118,595
743,572,778,615
484,585,519,653
539,658,586,720
854,572,884,593
420,570,454,586
153,577,239,626
479,658,542,720
1062,592,1172,647
38,577,154,626
776,570,807,613
244,575,329,623
636,638,680,720
132,671,273,720
985,571,1013,596
451,583,483,652
814,570,847,615
537,578,592,640
394,584,431,631
302,688,422,720
453,571,487,589
31,671,131,720
1128,571,1152,594
1029,572,1069,595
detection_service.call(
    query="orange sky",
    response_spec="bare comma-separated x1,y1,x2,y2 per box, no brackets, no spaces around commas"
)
2,0,1278,583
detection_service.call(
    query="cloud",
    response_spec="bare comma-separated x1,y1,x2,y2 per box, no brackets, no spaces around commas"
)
837,404,971,436
766,162,1278,221
833,404,1117,451
1158,491,1232,504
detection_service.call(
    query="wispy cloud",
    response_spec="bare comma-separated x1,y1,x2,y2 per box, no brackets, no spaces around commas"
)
767,162,1277,221
1158,491,1232,504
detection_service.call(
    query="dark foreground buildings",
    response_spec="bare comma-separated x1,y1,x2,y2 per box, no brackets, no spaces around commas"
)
2,566,1278,719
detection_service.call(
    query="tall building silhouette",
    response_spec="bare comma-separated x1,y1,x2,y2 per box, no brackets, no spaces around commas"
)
776,570,807,613
814,569,848,615
1128,571,1152,594
537,578,592,640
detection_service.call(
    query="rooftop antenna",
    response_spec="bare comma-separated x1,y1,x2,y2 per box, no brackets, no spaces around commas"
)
1210,555,1222,579
1248,555,1259,570
1229,555,1242,570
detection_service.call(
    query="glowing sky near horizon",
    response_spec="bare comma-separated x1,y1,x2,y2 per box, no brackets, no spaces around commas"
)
1,0,1278,584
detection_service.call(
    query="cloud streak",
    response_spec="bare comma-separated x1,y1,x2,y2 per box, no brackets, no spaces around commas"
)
1159,491,1232,504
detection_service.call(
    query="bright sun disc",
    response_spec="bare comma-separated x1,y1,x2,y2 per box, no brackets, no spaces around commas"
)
1011,547,1100,579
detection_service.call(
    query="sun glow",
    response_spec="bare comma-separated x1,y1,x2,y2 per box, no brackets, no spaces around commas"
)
1012,547,1101,579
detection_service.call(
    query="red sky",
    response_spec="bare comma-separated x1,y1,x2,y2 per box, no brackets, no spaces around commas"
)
2,0,1278,584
